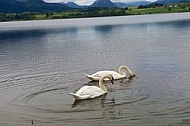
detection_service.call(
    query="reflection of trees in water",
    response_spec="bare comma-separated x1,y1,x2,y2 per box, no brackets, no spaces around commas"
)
119,76,134,85
71,94,117,121
94,25,114,34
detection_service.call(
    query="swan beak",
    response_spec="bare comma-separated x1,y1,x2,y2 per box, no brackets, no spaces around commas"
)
130,74,136,77
111,80,114,85
111,77,114,85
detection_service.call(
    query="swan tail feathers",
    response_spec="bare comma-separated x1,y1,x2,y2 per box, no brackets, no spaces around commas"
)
84,74,91,78
85,74,100,81
85,74,94,80
69,92,82,100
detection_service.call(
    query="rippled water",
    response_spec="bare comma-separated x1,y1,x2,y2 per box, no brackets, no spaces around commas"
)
0,13,190,126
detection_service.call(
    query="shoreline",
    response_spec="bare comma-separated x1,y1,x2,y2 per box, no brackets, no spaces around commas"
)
1,12,190,24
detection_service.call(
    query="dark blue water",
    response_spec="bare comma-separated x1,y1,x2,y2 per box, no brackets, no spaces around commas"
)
0,13,190,126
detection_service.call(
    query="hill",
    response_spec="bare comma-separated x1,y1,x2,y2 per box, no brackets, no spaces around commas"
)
65,2,83,8
91,0,116,7
115,1,152,7
0,0,71,13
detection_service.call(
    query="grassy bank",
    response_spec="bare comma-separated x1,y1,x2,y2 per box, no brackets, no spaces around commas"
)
127,4,190,15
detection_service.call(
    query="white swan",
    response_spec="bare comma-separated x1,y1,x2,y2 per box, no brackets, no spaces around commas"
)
85,65,135,81
69,74,114,100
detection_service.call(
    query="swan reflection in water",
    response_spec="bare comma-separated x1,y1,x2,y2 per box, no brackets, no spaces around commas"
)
71,94,117,118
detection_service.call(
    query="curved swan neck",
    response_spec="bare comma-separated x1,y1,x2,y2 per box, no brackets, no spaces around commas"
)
118,66,126,76
119,65,135,77
99,77,107,92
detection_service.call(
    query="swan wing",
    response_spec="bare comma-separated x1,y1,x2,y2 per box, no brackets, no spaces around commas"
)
107,71,126,80
72,86,105,100
86,71,125,80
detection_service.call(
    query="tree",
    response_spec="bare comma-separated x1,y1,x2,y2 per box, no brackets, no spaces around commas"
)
181,4,187,10
168,7,171,11
0,13,7,21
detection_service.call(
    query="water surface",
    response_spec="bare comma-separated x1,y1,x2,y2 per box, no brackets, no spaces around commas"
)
0,13,190,126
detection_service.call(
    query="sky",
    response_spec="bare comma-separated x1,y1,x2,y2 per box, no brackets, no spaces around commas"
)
43,0,157,5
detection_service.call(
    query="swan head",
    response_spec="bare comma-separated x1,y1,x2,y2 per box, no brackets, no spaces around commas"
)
130,72,136,77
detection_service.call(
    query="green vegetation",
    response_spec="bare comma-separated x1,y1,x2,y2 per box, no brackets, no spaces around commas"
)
0,2,190,22
129,2,190,15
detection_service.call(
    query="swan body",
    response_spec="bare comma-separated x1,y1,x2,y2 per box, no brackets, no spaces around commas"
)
85,65,135,81
70,74,114,100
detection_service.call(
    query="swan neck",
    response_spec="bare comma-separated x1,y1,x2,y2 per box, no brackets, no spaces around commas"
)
119,65,134,77
99,77,107,92
118,66,127,76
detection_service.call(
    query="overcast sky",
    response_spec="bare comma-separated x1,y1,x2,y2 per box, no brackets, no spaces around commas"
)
43,0,157,5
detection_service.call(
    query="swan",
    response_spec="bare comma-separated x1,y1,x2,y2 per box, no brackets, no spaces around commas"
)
69,74,114,100
85,65,135,81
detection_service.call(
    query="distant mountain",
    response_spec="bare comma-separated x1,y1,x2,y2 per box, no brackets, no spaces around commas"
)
154,0,190,4
16,0,28,2
115,1,152,7
114,2,128,8
0,0,71,13
127,1,152,6
91,0,116,7
0,0,23,13
65,2,83,8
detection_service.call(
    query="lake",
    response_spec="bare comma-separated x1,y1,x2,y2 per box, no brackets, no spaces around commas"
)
0,13,190,126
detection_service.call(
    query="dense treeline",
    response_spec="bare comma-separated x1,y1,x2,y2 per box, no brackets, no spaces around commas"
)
0,7,129,21
138,2,190,9
0,12,36,21
57,7,128,18
138,3,164,9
